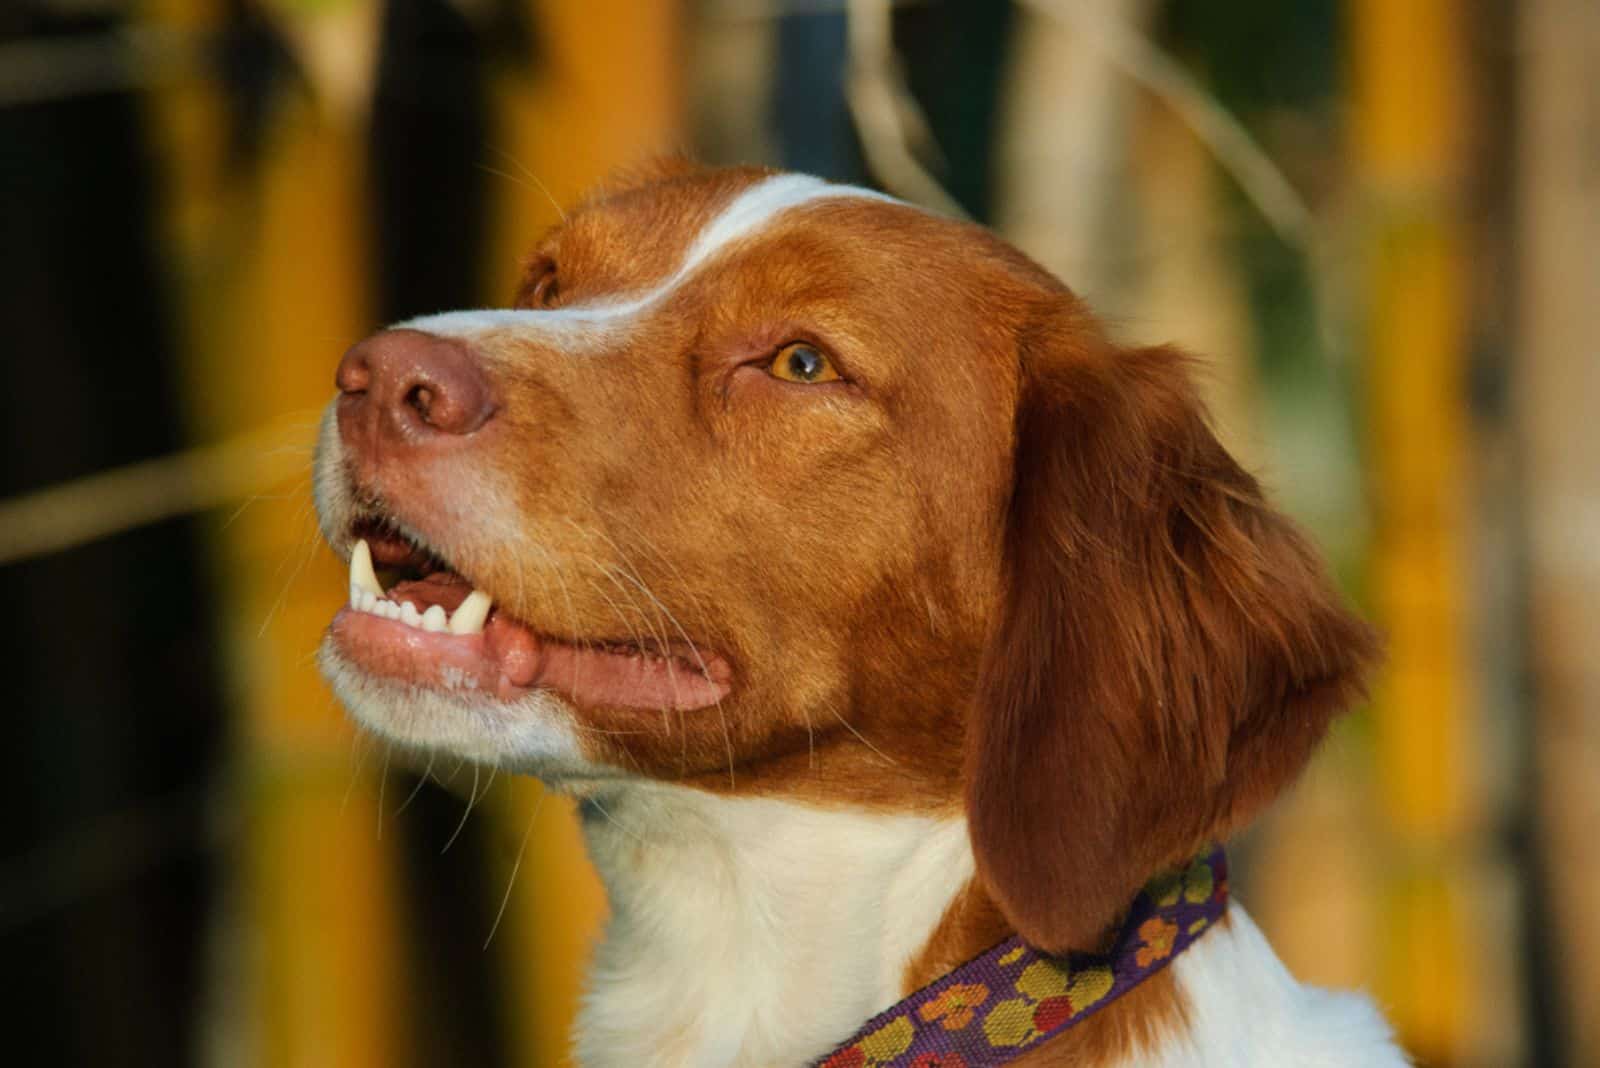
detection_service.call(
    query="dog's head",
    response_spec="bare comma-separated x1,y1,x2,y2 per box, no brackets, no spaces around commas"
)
314,163,1378,950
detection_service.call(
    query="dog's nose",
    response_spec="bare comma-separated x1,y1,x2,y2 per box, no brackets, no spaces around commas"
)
336,329,495,445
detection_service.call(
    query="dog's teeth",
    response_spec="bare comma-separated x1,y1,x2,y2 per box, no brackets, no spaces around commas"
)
349,539,384,599
359,590,379,613
379,601,401,620
400,602,422,627
422,605,448,632
448,590,492,635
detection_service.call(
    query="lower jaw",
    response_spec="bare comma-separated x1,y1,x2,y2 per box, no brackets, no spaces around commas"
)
327,608,733,710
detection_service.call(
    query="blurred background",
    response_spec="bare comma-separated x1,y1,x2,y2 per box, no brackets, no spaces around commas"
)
1,0,1594,1065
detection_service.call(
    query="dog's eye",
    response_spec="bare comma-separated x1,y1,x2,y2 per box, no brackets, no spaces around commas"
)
767,343,839,384
516,256,559,308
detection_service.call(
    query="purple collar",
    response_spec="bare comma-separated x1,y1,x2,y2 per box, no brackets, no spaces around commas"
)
814,847,1228,1068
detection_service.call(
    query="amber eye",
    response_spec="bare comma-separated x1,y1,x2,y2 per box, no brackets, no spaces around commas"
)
767,343,840,384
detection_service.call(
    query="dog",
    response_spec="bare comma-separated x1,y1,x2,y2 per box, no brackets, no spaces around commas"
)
314,162,1409,1066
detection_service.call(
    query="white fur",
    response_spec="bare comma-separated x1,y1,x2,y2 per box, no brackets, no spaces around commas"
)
317,644,611,781
397,174,902,349
1153,906,1411,1067
571,787,1409,1067
573,786,973,1067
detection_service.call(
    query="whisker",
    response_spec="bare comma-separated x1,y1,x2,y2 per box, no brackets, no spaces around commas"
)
598,561,679,715
257,482,325,637
825,703,898,767
562,523,668,652
442,764,482,854
583,510,727,771
483,786,547,950
538,513,735,784
526,538,589,698
376,745,392,839
485,147,568,222
577,571,649,672
561,520,684,723
221,473,311,531
395,753,436,815
601,562,675,713
341,717,373,815
442,755,467,789
587,507,722,681
714,694,736,789
584,793,642,843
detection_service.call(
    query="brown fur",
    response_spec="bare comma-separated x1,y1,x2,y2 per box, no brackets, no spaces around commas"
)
443,181,1028,807
334,165,1378,1062
966,310,1380,953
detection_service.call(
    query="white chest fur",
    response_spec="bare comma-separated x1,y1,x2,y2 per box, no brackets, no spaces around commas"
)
566,785,1407,1068
571,786,973,1068
1153,905,1409,1067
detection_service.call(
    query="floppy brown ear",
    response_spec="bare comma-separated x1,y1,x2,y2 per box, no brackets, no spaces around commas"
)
965,311,1380,954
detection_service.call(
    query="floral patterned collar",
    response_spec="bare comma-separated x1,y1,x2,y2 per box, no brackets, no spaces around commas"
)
813,847,1228,1068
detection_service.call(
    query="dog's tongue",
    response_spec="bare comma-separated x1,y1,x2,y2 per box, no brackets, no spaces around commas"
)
336,572,729,708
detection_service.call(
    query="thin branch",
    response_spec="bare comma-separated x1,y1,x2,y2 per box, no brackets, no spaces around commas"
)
844,0,970,218
1018,0,1312,244
0,419,312,565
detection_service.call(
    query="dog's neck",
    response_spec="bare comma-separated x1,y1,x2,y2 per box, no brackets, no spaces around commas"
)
570,782,974,1067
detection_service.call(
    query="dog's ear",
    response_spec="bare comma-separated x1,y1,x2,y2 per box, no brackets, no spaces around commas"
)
965,305,1380,953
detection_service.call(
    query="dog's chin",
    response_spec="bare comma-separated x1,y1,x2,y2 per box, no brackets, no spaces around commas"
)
317,639,618,786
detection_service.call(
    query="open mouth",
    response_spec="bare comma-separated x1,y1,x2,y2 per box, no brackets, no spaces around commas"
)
328,517,733,710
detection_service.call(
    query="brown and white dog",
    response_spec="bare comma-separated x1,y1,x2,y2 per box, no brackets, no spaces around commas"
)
314,163,1409,1066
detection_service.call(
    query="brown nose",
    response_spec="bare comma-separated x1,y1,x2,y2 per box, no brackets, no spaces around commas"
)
335,329,495,447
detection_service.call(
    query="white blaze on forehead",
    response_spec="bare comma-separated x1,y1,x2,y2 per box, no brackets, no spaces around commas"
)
396,173,905,349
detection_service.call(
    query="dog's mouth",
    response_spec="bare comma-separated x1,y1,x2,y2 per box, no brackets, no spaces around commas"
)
328,515,733,710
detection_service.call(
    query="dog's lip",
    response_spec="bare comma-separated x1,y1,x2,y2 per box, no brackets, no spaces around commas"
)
330,514,736,709
330,604,736,709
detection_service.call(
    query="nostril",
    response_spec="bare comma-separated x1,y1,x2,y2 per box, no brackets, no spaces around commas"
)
405,383,435,423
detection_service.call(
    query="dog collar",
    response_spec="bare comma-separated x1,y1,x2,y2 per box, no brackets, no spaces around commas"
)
814,847,1228,1068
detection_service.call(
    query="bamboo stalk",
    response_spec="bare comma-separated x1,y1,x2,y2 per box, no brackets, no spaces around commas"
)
145,2,407,1063
1515,2,1600,1063
1349,1,1484,1061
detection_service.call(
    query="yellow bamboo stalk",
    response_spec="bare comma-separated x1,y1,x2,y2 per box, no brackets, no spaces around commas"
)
1515,2,1600,1062
482,4,683,1065
145,3,407,1064
1349,0,1479,1061
233,103,407,1068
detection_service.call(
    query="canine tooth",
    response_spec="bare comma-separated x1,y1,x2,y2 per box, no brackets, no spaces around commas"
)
400,602,422,627
448,590,492,635
422,605,448,632
349,539,384,598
